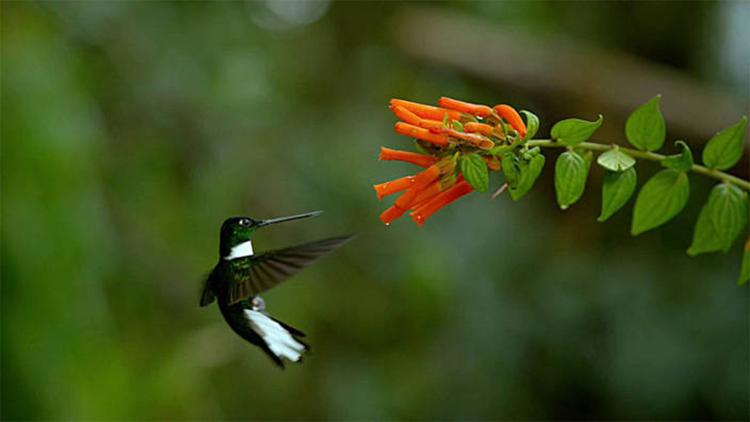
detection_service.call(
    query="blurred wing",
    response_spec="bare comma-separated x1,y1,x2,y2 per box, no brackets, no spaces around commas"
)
227,235,354,305
199,266,219,307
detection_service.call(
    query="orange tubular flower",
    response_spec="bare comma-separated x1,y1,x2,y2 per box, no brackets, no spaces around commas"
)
403,160,454,207
379,147,437,168
484,156,501,171
390,105,422,126
380,205,407,225
463,122,495,136
379,97,528,226
391,105,444,131
411,174,457,208
417,119,444,131
442,128,494,150
390,99,461,121
438,97,493,118
385,187,423,223
410,180,474,226
394,122,449,146
493,104,527,138
411,180,443,206
393,185,423,210
414,158,454,188
379,158,457,225
373,175,415,200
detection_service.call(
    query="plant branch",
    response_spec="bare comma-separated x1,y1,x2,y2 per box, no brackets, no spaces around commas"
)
525,139,750,192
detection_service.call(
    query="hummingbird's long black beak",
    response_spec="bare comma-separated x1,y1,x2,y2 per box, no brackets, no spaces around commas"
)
257,210,323,227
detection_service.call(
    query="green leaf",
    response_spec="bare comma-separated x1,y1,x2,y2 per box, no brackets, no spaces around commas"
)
501,153,519,188
451,120,464,131
631,169,690,235
555,150,591,209
597,148,635,171
706,184,747,251
551,115,604,147
520,110,539,140
625,95,666,151
460,153,489,193
687,200,725,255
510,154,546,201
702,116,748,170
598,167,637,222
661,140,694,172
739,239,750,285
489,144,512,155
413,140,429,155
687,183,747,256
522,146,540,160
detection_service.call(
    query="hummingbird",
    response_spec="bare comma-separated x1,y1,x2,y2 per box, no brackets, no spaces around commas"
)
200,210,352,368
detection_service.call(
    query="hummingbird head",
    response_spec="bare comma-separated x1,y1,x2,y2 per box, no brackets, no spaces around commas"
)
220,217,260,255
219,211,323,259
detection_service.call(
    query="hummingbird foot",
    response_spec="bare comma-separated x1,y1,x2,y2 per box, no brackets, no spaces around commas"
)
250,296,265,311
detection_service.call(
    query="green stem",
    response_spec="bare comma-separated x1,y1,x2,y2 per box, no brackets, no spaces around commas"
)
525,139,750,192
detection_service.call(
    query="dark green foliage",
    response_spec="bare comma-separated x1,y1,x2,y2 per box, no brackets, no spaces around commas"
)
599,167,637,222
520,110,539,140
631,169,690,235
460,153,489,192
509,154,545,201
661,141,694,172
543,98,747,282
688,184,748,255
554,150,591,209
702,117,748,170
740,243,750,285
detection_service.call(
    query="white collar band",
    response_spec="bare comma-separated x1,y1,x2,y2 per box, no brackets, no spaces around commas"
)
223,240,254,260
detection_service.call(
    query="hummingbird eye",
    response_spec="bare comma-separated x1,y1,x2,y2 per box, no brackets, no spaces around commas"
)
239,218,252,227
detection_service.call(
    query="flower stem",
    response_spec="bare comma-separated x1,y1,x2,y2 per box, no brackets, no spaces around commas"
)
526,139,750,192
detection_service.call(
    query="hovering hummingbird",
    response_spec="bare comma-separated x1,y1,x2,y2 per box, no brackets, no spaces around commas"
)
200,210,352,368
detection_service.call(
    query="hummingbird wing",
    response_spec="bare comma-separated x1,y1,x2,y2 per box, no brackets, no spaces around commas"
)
227,235,354,305
199,265,219,306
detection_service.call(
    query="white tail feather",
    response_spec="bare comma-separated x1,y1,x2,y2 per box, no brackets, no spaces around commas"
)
244,310,306,362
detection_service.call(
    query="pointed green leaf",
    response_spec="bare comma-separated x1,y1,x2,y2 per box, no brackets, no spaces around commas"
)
451,120,464,131
520,110,539,140
687,200,725,256
597,148,635,172
709,184,748,249
501,153,519,188
551,115,604,147
739,239,750,285
631,169,690,235
555,151,591,209
626,95,666,151
702,117,747,170
598,167,637,222
510,154,546,201
688,184,747,255
460,153,489,193
661,140,694,172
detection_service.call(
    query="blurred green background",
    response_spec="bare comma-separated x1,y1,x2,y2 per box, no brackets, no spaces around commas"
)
2,1,748,420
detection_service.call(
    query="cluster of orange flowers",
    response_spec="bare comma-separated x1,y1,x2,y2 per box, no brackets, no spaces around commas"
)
374,97,528,226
